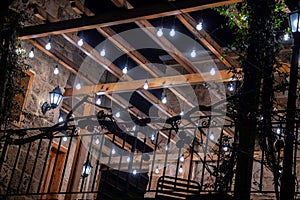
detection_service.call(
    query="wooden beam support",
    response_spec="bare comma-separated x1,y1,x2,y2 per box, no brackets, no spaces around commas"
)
64,71,235,97
18,0,241,39
177,13,239,68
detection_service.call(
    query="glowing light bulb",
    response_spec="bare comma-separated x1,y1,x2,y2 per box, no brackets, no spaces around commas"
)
190,49,196,58
209,134,215,140
127,157,130,162
28,48,34,58
151,134,155,141
96,98,101,105
178,166,183,173
223,146,229,152
63,137,68,142
143,80,149,90
179,154,184,162
283,33,290,41
227,83,235,92
95,138,100,144
111,148,116,154
196,22,203,31
162,96,167,104
169,28,175,37
157,28,163,37
115,112,120,118
54,65,59,75
75,83,82,90
210,67,216,76
132,125,136,131
132,169,137,175
45,41,51,50
77,38,84,46
155,167,160,174
165,145,169,151
276,128,281,135
180,111,184,116
100,49,106,56
122,66,128,74
58,116,64,123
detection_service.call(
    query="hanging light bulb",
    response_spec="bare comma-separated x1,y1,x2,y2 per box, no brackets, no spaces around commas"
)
209,134,215,140
132,125,136,131
95,138,100,145
223,146,229,152
127,157,130,163
115,112,120,118
122,65,128,74
75,83,82,90
150,134,155,141
276,127,281,135
143,80,149,90
180,111,184,116
179,154,184,162
45,39,52,50
28,47,34,58
77,38,84,46
210,67,216,76
96,98,101,106
111,148,116,154
162,95,167,104
155,167,160,174
196,21,203,31
62,136,68,142
178,165,183,173
100,49,106,56
283,33,290,41
169,28,175,37
54,65,59,75
165,145,169,151
58,115,64,123
190,49,196,58
227,82,235,92
132,169,137,175
157,28,163,37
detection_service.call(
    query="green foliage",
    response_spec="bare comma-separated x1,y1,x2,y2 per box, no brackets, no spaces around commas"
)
0,9,31,126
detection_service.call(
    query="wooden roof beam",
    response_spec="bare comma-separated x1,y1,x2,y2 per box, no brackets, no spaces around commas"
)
18,0,242,39
64,72,235,97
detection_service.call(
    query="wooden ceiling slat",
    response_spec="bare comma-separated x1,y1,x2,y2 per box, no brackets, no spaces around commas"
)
18,0,241,39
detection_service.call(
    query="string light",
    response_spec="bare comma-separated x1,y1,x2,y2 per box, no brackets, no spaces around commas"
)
58,115,64,123
179,154,184,162
283,33,290,41
127,157,130,162
227,83,235,92
209,134,215,140
45,39,52,50
157,28,163,37
54,65,59,75
169,28,175,37
75,83,82,90
95,138,100,145
150,134,155,141
178,165,183,173
77,38,84,46
28,47,34,58
111,148,116,154
155,167,160,174
122,66,128,74
190,49,196,58
132,169,137,175
143,80,149,90
210,67,216,76
223,146,229,152
180,111,184,116
196,21,203,31
96,98,101,106
162,95,167,104
100,49,106,57
132,125,136,131
62,136,68,142
276,127,281,135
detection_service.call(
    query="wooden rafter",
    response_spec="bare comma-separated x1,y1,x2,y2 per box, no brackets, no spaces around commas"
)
18,0,241,39
64,72,235,97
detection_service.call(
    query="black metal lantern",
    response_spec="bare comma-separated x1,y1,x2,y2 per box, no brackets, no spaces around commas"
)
82,160,93,177
42,86,63,114
289,10,300,33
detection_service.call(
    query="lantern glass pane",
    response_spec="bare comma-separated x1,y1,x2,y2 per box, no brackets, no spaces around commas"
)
82,164,91,176
290,12,300,33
